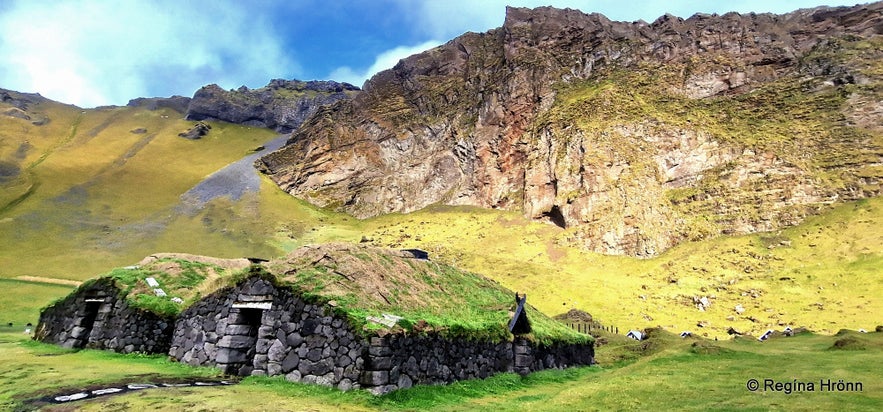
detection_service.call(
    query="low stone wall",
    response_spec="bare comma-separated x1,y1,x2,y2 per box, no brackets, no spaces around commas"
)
358,334,594,394
35,278,174,353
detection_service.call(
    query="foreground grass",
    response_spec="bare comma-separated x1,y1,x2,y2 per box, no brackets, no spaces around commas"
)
3,330,880,411
0,332,222,411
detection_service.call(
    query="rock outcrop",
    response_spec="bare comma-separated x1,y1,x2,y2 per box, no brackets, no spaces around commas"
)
127,95,192,113
178,121,212,140
1,88,52,125
258,3,883,256
185,79,360,133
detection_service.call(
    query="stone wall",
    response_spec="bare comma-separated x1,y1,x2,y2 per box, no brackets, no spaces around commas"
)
358,334,594,394
169,275,594,394
38,274,594,393
35,278,174,353
169,276,366,391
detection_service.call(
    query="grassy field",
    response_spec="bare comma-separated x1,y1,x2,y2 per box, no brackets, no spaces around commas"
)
2,329,880,411
346,197,883,339
0,279,73,326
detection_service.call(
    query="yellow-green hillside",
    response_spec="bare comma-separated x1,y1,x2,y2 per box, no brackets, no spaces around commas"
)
350,198,883,339
0,93,279,279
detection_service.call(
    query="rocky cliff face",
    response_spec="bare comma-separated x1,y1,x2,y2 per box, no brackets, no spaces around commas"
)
258,3,883,256
185,79,360,133
127,95,192,113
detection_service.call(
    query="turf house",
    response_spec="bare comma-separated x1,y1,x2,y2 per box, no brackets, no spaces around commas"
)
36,243,594,394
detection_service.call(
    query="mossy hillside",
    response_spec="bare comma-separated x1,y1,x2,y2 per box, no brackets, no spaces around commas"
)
0,95,83,212
9,159,880,342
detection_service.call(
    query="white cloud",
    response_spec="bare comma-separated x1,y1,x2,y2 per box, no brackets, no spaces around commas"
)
0,0,297,107
402,0,857,40
328,40,443,87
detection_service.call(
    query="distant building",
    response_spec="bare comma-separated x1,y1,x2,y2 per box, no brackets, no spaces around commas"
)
626,330,643,341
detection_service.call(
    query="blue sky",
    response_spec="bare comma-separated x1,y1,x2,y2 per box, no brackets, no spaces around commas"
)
0,0,856,107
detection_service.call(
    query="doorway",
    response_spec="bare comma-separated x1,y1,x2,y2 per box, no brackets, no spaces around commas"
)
222,307,265,376
77,301,102,348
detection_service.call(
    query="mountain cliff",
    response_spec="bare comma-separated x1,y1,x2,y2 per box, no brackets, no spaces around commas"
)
185,79,360,133
257,4,883,257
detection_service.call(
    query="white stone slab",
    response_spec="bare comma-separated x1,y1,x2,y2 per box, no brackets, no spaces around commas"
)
232,301,272,310
145,277,160,287
55,392,89,402
382,313,403,322
127,383,158,390
366,315,397,327
153,288,167,297
92,387,123,395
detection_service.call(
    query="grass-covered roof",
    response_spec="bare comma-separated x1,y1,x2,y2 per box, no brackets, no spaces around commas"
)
91,244,590,345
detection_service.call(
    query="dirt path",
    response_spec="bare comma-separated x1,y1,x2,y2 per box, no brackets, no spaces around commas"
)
13,276,81,287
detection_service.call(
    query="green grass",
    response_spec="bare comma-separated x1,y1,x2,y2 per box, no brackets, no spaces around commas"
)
0,279,74,326
349,197,883,340
3,330,881,411
106,259,218,316
270,249,590,345
0,332,223,411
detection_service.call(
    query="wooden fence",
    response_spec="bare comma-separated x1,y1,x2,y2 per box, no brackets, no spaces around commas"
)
567,321,619,335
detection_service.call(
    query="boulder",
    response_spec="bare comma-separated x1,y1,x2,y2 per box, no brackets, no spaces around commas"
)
178,122,211,140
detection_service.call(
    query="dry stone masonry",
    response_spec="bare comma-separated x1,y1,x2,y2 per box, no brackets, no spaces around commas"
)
168,275,594,394
35,278,174,353
37,262,594,395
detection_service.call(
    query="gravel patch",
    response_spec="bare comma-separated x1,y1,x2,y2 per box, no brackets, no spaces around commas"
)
178,135,288,212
